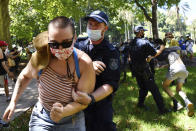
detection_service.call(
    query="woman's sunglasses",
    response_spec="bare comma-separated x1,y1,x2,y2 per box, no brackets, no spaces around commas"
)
48,40,73,49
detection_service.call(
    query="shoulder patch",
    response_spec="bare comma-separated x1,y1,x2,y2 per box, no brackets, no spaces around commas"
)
109,58,119,70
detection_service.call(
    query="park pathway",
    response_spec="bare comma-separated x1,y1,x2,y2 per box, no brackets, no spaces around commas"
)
0,78,38,121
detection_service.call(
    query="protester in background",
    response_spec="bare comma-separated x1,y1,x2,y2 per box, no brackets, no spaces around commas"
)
162,49,194,117
178,36,187,60
169,34,179,47
0,41,14,101
3,16,95,131
185,34,194,62
163,32,172,47
26,42,35,60
9,46,21,82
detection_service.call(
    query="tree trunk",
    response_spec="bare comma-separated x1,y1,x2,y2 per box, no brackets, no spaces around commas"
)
194,27,196,44
135,0,159,39
151,0,158,39
0,0,10,44
124,22,127,41
79,18,82,34
127,24,130,40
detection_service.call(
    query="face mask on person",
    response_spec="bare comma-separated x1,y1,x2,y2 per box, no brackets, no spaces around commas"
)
141,33,144,38
87,28,102,41
50,46,74,60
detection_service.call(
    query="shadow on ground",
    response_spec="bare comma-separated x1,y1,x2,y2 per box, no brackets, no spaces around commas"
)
113,67,196,131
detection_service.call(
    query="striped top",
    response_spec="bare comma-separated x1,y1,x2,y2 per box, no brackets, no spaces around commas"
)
38,66,77,111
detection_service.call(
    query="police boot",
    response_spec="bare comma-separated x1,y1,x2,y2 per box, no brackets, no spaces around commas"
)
159,108,171,115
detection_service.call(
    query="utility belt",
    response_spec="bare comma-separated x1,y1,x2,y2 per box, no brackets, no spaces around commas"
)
132,63,153,80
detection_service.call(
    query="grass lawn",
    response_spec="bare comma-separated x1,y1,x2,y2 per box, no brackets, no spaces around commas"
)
113,67,196,131
1,67,196,131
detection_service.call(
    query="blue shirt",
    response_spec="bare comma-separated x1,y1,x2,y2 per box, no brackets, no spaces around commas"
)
179,40,186,50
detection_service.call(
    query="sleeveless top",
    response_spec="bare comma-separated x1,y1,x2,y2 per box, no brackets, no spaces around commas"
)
38,48,80,111
0,52,7,75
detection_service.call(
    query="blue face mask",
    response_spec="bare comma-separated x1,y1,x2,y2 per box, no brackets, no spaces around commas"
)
87,28,102,41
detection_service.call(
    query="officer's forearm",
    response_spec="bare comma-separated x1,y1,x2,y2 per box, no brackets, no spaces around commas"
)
155,45,165,57
91,84,113,102
159,45,165,52
62,102,87,117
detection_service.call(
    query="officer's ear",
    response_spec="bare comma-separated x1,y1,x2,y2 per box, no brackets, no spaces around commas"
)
103,24,108,32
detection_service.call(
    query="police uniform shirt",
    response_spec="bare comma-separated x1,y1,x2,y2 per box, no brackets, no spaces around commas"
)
129,38,156,65
75,37,120,92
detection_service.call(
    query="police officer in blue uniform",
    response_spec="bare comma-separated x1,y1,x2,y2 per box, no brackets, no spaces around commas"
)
129,26,169,114
74,10,120,131
120,40,130,81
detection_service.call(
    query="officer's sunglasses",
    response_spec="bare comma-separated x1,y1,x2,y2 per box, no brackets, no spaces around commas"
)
48,38,74,49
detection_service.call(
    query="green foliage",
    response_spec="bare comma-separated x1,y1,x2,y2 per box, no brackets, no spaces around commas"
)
8,0,130,44
157,10,187,38
8,0,189,44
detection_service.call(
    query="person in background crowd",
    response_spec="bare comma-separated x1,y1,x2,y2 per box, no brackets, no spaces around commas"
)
119,40,130,81
169,34,179,47
185,34,194,62
74,10,120,131
3,16,95,131
26,42,36,60
163,32,172,47
9,46,21,82
0,41,14,102
178,36,187,60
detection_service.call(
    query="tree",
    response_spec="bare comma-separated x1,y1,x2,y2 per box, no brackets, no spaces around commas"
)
0,0,10,44
7,0,185,45
130,0,181,39
189,19,196,43
175,1,189,35
8,0,129,44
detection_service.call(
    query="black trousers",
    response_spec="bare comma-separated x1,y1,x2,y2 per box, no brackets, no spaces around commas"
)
135,74,165,111
84,99,116,131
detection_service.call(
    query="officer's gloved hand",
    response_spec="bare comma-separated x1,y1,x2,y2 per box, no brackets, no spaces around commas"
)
92,61,106,75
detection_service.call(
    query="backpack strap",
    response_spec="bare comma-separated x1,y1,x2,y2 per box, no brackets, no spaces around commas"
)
38,69,43,77
73,48,81,78
38,48,81,79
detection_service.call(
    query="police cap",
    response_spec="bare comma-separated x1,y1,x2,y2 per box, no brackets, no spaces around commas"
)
85,10,109,25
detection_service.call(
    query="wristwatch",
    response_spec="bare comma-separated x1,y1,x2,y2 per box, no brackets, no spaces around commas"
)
88,94,96,105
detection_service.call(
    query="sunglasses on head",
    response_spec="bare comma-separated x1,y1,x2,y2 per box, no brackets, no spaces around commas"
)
48,38,74,49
